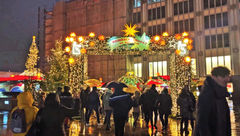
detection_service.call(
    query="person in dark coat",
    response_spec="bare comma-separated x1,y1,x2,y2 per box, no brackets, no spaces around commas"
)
139,86,158,129
101,88,113,130
86,86,100,125
194,66,231,136
80,86,90,122
177,85,196,134
158,87,172,131
109,87,133,136
37,93,79,136
149,84,159,128
60,86,73,108
132,91,141,128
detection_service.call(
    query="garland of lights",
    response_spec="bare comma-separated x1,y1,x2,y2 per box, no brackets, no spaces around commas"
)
64,24,193,116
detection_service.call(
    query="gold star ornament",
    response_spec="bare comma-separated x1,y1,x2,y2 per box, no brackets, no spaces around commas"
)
122,24,139,37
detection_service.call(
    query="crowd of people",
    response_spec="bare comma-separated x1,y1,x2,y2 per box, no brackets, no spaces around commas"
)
1,66,232,136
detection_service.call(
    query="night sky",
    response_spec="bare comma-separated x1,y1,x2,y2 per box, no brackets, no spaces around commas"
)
0,0,58,72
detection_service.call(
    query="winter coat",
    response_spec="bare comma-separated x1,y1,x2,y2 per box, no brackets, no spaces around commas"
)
102,89,112,111
109,90,133,118
10,92,39,136
37,104,78,136
177,90,195,119
194,76,231,136
132,91,141,113
87,90,100,109
139,89,158,113
60,91,73,108
158,91,172,115
80,89,89,108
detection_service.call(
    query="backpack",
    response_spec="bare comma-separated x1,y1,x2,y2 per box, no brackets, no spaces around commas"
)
10,108,27,133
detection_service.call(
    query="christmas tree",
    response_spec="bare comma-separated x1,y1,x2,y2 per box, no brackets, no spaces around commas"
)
24,36,40,75
46,40,69,91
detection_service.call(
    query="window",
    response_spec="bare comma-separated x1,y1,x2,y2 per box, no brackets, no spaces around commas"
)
211,35,216,48
153,26,157,35
134,63,142,77
216,13,222,27
148,27,152,36
153,8,156,20
148,9,152,21
161,6,165,18
210,15,215,28
179,3,183,14
137,12,141,23
134,0,141,8
204,0,209,9
224,33,229,47
179,20,184,33
205,36,210,49
206,55,231,75
148,0,162,4
222,0,227,5
174,22,179,34
216,0,221,6
210,0,215,8
223,12,228,26
185,20,189,31
184,1,189,13
174,3,178,15
157,7,161,19
204,16,209,29
149,61,168,77
190,19,194,31
189,0,194,12
191,58,197,75
162,24,166,32
217,34,223,48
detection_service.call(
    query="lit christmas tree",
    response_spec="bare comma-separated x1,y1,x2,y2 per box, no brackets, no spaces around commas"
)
24,36,40,75
46,40,69,91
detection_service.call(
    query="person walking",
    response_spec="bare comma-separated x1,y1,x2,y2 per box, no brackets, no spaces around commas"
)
109,86,133,136
177,86,195,135
36,93,79,136
194,66,231,136
101,88,113,130
80,86,90,123
9,91,39,136
60,86,73,108
158,87,172,131
86,86,101,126
132,91,141,128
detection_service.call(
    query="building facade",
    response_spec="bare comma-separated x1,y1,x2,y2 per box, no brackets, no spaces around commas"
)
42,0,240,85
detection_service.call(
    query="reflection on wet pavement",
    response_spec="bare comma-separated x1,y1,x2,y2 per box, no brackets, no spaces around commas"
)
1,105,240,135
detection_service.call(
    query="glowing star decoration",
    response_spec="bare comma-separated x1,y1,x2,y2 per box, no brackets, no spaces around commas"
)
168,39,177,48
177,41,188,56
122,24,139,37
72,42,82,55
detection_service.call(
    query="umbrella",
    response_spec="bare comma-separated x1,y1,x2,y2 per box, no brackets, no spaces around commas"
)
84,79,102,87
123,85,139,94
103,81,128,90
145,79,165,85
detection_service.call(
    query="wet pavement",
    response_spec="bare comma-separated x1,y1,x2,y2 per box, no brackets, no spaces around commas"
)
1,101,240,136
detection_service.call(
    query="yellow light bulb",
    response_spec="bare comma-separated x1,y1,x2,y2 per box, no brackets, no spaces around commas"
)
182,32,189,37
162,32,169,37
184,56,191,63
65,46,71,53
70,32,76,37
70,37,74,42
69,57,75,64
183,38,189,44
154,35,160,42
78,36,84,42
89,32,95,37
65,37,70,42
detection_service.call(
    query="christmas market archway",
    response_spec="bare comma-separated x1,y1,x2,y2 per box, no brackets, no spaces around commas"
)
65,24,193,116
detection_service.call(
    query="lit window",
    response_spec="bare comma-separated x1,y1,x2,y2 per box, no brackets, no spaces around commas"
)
134,0,141,8
191,58,197,75
149,61,167,77
134,63,142,77
205,55,231,75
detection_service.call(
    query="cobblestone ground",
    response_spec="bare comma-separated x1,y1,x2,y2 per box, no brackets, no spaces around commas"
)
1,104,240,136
